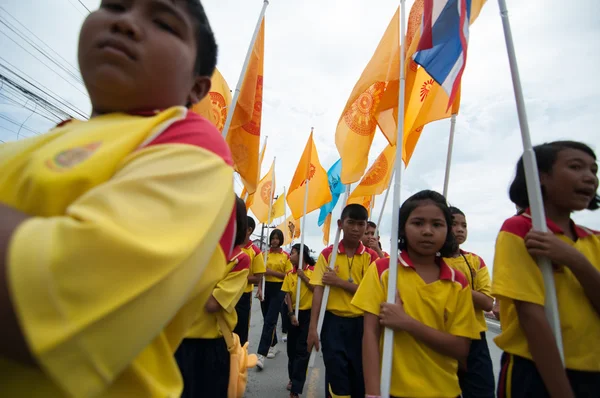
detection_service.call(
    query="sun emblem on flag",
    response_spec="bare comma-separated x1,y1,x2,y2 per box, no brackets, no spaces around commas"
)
261,181,273,205
300,163,317,187
343,81,386,137
362,153,388,186
242,76,263,136
420,79,434,102
209,92,227,131
288,221,296,238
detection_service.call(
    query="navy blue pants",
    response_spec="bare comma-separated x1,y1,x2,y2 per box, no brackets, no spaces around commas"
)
497,352,600,398
458,331,495,398
174,337,229,398
258,281,283,356
233,291,252,346
287,309,311,395
320,311,365,398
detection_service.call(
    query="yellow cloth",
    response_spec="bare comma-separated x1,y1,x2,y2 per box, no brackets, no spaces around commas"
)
492,213,600,371
264,250,292,282
0,108,235,397
242,242,267,293
282,266,315,310
352,253,479,397
250,159,275,223
191,68,231,132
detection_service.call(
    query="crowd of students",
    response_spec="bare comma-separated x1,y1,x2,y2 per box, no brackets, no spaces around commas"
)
0,1,598,397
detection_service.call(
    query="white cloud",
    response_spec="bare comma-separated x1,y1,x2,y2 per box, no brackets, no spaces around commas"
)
1,0,599,274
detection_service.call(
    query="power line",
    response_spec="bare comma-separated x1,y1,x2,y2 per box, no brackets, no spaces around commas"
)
77,0,91,13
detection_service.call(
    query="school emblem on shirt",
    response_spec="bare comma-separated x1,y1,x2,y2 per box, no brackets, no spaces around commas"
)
46,142,102,171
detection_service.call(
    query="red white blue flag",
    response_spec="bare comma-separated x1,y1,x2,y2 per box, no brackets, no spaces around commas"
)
413,0,472,110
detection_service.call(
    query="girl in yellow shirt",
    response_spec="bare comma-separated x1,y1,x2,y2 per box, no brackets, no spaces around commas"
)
493,141,600,398
353,190,479,398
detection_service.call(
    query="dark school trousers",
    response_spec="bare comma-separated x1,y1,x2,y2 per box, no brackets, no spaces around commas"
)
497,352,600,398
458,331,495,398
258,281,283,356
233,291,252,346
287,309,311,395
174,337,230,398
320,311,365,398
281,298,290,334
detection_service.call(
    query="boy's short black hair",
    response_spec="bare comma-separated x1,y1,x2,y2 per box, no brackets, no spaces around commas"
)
397,190,457,257
509,141,599,211
269,229,284,246
247,216,256,233
234,196,248,247
184,0,217,77
340,204,368,221
367,221,377,229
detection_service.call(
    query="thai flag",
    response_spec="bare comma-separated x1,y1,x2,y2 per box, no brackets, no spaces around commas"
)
413,0,472,110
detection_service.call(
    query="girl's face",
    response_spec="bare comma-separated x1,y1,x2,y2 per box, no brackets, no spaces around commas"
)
541,148,599,212
452,214,467,246
404,202,448,257
270,235,281,248
290,248,299,266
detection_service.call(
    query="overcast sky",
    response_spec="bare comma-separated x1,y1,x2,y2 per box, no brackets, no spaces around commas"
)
1,0,599,273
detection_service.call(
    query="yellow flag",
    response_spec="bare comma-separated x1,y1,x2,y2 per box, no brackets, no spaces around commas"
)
286,132,332,220
322,213,332,246
350,144,396,199
335,7,400,184
227,19,265,194
243,138,268,210
277,216,300,246
191,68,231,131
347,195,375,218
250,159,275,223
270,194,285,220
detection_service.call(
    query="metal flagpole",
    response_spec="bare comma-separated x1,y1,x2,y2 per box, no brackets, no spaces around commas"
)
497,0,564,360
308,184,351,368
261,157,276,297
442,114,457,198
381,1,407,395
221,0,270,139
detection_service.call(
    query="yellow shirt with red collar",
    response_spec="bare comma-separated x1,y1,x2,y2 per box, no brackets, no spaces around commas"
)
492,211,600,371
185,247,250,339
310,241,378,318
282,265,315,310
241,241,267,292
265,248,292,283
352,251,479,398
0,107,237,397
444,250,492,332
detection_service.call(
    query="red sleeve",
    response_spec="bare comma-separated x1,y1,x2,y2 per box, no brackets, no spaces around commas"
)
375,258,390,278
231,253,251,273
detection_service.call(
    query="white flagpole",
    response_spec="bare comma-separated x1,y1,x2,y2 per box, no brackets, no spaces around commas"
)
261,156,276,297
308,184,351,368
381,1,407,395
295,128,313,318
497,0,564,360
375,170,395,239
221,0,269,140
442,114,457,198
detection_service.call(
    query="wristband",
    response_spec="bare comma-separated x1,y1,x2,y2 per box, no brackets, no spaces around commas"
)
288,311,294,317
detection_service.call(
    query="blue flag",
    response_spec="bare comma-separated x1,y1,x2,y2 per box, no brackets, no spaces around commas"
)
318,158,346,226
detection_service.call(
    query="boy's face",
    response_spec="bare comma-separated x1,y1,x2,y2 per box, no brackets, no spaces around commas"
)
338,217,367,246
79,0,211,115
362,226,378,246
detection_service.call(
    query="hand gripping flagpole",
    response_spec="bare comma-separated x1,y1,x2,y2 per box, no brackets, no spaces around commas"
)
442,114,457,198
308,184,351,368
295,128,314,318
262,156,276,299
497,0,563,361
221,0,269,140
381,1,407,395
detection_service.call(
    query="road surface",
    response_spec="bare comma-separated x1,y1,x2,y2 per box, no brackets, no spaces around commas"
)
244,294,503,397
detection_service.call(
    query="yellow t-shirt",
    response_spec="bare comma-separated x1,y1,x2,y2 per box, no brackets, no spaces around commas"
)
444,250,492,332
241,242,266,293
492,212,600,371
264,249,292,282
310,241,378,317
282,265,315,310
0,108,236,397
185,247,250,339
352,252,480,398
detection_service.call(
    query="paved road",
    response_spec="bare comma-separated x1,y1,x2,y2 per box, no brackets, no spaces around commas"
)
244,293,503,398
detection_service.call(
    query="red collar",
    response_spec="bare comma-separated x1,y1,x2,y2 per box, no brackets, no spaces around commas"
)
244,241,253,249
337,240,366,255
228,246,243,262
397,251,457,282
522,209,591,239
269,247,283,254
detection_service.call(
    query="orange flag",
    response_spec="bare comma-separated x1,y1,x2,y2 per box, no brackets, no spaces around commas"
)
226,19,265,194
242,138,268,210
347,195,375,218
191,68,231,131
350,144,396,199
277,216,300,246
322,213,332,246
250,158,274,223
286,131,332,219
335,7,400,184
